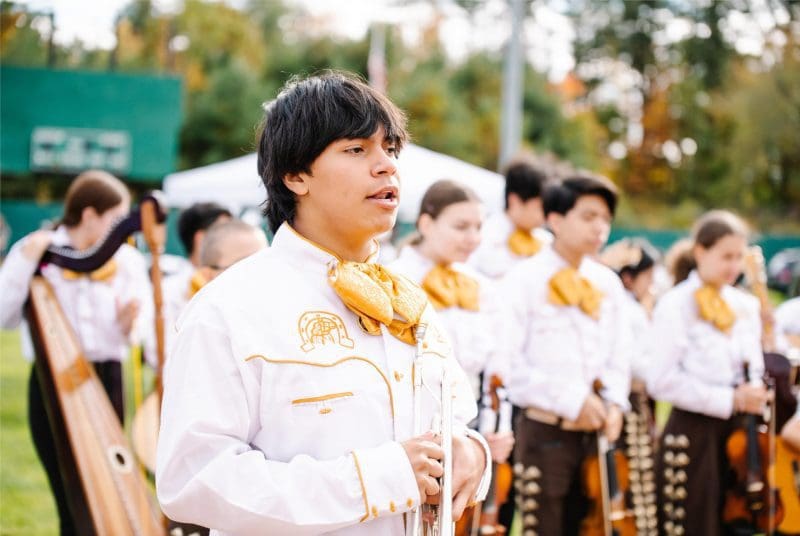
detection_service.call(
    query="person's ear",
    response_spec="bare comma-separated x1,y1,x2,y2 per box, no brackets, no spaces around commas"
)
283,172,310,196
507,193,521,211
621,271,634,290
693,244,706,265
80,206,99,226
417,213,434,239
546,212,563,236
193,230,206,257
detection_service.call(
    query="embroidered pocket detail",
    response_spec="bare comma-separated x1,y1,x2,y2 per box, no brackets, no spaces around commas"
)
292,391,354,415
291,391,354,405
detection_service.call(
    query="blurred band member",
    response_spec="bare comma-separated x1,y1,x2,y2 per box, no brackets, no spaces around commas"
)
647,210,768,536
500,174,632,535
0,170,153,535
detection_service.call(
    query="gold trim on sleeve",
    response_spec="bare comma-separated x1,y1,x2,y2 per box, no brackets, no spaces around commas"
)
350,451,370,522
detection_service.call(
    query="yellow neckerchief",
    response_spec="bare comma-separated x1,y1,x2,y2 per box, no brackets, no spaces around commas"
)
695,284,736,333
187,270,209,299
421,264,479,311
548,266,604,320
61,259,117,283
508,228,541,257
328,260,428,345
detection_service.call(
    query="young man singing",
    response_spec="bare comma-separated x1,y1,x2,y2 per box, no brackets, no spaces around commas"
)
156,72,490,535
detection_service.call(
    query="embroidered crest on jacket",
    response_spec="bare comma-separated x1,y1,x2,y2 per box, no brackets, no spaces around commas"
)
298,311,355,352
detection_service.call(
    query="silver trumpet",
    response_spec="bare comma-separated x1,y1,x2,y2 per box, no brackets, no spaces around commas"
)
407,323,454,536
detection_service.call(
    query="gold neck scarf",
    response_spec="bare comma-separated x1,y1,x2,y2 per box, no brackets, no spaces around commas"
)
61,259,117,283
548,267,604,320
421,264,479,311
508,228,541,257
695,285,735,333
187,270,209,299
328,261,428,345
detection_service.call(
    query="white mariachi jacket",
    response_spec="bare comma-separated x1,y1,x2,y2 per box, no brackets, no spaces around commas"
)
646,271,764,419
389,246,500,396
468,212,552,280
156,224,491,536
498,245,633,418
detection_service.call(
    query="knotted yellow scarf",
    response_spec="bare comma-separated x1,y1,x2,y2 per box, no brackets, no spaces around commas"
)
421,264,479,311
61,259,117,283
328,261,428,345
695,285,735,333
548,267,604,320
187,270,208,299
508,228,541,257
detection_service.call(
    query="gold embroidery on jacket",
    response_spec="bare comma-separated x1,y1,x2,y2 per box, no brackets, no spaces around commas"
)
298,311,355,352
291,391,354,405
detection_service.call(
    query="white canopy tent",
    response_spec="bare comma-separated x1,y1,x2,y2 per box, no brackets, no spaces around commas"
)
162,144,505,222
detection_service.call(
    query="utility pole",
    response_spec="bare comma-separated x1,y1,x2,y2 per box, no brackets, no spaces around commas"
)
46,11,55,67
368,23,387,94
498,0,525,170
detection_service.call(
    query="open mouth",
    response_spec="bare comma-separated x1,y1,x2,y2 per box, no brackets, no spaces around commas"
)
367,186,399,203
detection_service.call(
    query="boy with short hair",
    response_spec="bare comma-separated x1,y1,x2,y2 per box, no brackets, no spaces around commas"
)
157,72,490,535
469,155,551,280
499,174,632,535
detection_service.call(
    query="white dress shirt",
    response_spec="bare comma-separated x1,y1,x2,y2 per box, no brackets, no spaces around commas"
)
774,296,800,358
156,224,491,535
468,212,552,280
0,226,154,363
646,271,763,419
389,246,499,396
498,245,632,419
622,291,653,383
161,260,195,353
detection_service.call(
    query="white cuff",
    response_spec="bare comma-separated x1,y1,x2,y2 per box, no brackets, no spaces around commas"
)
464,428,492,502
351,441,420,522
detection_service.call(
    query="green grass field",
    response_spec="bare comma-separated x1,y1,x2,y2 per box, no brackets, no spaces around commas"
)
0,329,58,534
0,329,156,534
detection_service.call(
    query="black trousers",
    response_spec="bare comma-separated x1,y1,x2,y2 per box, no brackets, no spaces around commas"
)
655,408,756,536
513,412,593,536
28,360,124,536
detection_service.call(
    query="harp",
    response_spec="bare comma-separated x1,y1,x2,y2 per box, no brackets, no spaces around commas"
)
24,194,167,535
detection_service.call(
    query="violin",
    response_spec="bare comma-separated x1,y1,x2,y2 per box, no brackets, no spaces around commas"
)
742,246,799,533
774,432,800,534
580,380,636,536
456,375,513,536
722,366,784,533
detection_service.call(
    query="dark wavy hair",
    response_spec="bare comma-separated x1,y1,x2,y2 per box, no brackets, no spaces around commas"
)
543,174,618,217
256,71,409,233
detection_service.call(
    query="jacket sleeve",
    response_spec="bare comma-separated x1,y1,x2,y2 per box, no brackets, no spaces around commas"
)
0,238,42,329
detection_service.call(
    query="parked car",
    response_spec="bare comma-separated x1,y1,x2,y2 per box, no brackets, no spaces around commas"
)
768,247,800,295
